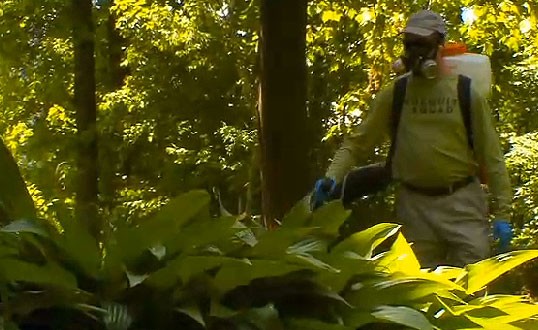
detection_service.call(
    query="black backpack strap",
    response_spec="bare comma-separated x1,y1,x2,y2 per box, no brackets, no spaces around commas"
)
457,74,473,150
387,75,408,167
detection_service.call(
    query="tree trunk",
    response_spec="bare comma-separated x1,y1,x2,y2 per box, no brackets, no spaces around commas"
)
258,0,310,228
72,0,100,239
99,7,128,215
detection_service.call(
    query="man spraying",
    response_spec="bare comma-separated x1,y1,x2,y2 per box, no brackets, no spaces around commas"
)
313,10,513,268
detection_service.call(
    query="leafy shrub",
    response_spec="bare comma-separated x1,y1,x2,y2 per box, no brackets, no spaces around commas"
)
0,191,536,329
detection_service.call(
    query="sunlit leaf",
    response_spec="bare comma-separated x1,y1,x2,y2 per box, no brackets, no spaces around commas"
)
465,250,538,294
331,223,401,258
372,305,434,330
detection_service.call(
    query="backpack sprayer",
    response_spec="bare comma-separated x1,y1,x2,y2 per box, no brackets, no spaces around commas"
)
312,42,492,211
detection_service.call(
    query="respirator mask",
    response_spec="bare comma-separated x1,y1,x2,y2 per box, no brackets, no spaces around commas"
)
393,35,442,79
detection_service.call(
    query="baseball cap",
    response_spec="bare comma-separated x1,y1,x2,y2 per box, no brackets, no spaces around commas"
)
403,10,447,37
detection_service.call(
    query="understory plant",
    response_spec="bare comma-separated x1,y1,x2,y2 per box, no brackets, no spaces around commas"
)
0,190,536,329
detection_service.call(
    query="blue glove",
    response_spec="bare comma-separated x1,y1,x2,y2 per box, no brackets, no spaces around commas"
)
493,219,513,253
310,178,336,210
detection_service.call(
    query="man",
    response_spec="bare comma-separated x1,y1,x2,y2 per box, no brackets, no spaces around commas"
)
316,10,513,268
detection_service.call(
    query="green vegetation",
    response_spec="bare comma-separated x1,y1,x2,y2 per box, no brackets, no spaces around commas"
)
0,0,537,328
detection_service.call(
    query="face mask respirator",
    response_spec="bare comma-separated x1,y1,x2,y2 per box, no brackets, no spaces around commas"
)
393,39,440,79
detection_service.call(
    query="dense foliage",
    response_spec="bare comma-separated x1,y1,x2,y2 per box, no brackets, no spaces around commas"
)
0,188,537,329
0,0,537,230
0,0,538,327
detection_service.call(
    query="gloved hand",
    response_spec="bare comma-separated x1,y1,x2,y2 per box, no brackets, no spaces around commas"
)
310,177,336,210
493,219,513,253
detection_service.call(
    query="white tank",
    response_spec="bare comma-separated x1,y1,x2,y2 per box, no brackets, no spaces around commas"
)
443,53,492,97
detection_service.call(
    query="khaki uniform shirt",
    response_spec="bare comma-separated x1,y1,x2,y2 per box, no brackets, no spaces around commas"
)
325,73,512,220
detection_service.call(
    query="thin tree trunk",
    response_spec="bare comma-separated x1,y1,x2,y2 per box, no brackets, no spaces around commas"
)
258,0,310,228
100,8,127,214
72,0,100,239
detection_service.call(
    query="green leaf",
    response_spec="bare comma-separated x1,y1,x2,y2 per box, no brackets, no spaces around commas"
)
286,238,326,255
345,276,460,310
468,295,538,323
341,310,377,328
145,256,246,290
250,227,315,258
0,136,36,223
375,232,420,274
371,305,434,330
240,304,284,330
167,215,238,255
465,250,538,294
1,219,49,237
54,216,101,278
331,223,401,258
113,190,210,263
177,304,205,326
316,254,377,292
280,199,312,228
125,271,149,288
5,288,92,317
321,10,343,23
309,201,351,237
284,253,339,273
464,315,523,330
103,302,133,330
214,260,304,292
0,258,77,289
286,318,353,330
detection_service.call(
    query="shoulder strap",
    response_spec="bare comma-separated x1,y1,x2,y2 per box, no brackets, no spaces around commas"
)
386,75,408,168
457,74,473,149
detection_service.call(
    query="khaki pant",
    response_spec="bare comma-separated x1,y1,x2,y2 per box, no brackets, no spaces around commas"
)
396,178,491,269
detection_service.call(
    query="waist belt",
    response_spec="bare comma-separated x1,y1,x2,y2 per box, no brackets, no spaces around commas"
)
402,176,476,196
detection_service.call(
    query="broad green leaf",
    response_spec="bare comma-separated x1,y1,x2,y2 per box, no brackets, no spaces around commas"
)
0,258,77,289
241,304,284,330
465,296,538,324
512,319,538,330
286,238,326,255
145,255,247,289
465,250,538,294
280,198,312,228
436,296,486,316
167,215,238,255
372,305,434,330
345,277,459,310
54,216,101,278
148,244,166,260
430,266,468,282
464,315,524,330
341,310,376,328
125,271,149,288
177,304,205,326
113,190,210,263
331,223,401,258
284,253,339,273
209,299,238,318
286,318,353,330
1,219,49,237
375,232,420,274
214,259,304,292
0,136,36,223
233,221,258,247
309,201,351,237
103,302,133,330
4,288,92,318
433,313,490,330
317,254,377,292
249,227,315,258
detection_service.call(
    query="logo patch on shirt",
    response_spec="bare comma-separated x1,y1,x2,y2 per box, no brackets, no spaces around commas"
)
405,97,458,114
